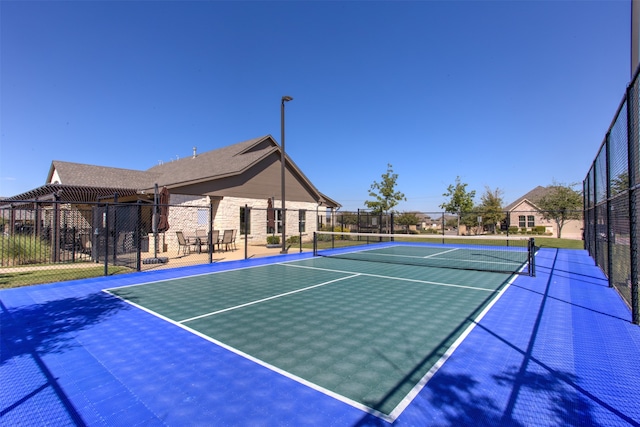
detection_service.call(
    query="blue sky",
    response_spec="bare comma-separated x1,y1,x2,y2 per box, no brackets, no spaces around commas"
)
0,0,631,211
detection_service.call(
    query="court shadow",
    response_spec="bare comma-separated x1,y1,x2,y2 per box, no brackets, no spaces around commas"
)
510,283,630,323
351,248,619,426
493,366,599,426
534,265,610,287
350,274,516,425
0,292,126,425
1,292,126,365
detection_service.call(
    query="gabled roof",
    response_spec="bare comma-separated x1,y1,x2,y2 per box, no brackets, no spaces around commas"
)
6,135,340,208
144,135,278,190
47,162,159,189
504,186,550,211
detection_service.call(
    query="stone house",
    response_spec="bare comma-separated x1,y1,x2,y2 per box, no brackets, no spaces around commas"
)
2,135,340,253
504,186,583,239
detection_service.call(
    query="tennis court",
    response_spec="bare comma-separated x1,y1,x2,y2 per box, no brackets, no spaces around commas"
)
106,252,517,420
1,242,639,426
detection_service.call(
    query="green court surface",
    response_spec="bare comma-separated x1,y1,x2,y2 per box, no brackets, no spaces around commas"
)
107,256,513,418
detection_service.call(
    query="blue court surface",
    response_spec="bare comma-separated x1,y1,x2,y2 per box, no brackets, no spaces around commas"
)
1,248,639,426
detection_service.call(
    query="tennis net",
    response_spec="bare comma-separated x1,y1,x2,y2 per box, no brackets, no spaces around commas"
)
313,231,536,276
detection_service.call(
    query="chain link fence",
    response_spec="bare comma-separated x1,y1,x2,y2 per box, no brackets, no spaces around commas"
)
584,68,640,324
330,209,581,239
0,200,324,287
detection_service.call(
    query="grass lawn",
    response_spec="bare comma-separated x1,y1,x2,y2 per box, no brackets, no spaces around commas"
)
534,237,584,249
0,265,130,289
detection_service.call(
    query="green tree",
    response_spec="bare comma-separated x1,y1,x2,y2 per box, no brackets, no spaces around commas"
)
365,164,406,231
477,186,505,234
440,176,476,234
395,211,420,233
535,182,583,238
445,216,458,229
611,172,629,197
335,211,358,231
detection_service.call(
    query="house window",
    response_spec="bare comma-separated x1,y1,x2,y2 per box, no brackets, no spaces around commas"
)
276,209,283,234
518,215,526,228
268,209,284,234
527,215,535,228
197,209,208,226
299,210,306,233
240,207,251,234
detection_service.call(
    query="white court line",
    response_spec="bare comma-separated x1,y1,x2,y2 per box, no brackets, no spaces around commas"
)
387,269,522,420
423,247,459,258
285,263,497,293
335,249,524,267
178,273,361,323
104,257,516,423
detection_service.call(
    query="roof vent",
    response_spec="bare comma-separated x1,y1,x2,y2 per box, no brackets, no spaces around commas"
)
193,146,197,158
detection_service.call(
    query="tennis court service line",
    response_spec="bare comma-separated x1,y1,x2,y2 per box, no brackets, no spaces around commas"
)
177,273,361,324
284,263,497,293
423,247,459,258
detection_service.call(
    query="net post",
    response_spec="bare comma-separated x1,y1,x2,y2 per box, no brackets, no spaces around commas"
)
529,237,536,276
313,232,317,256
244,204,248,260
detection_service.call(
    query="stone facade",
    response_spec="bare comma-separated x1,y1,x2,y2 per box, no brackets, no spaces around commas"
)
163,195,322,252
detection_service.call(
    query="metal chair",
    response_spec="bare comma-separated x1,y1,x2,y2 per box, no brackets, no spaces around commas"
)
230,229,237,250
220,229,234,252
176,231,196,255
210,230,220,252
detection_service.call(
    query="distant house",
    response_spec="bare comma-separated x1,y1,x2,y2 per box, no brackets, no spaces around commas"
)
2,135,340,251
503,186,583,239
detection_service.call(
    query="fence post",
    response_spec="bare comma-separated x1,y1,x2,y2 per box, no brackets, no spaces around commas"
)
390,212,394,235
627,81,639,324
210,203,215,264
52,196,60,263
104,204,109,276
605,132,614,288
244,204,248,260
136,201,142,272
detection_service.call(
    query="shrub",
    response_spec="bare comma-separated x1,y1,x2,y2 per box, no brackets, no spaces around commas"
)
0,234,50,266
333,227,351,240
534,226,546,234
287,235,300,244
266,235,280,245
508,226,519,234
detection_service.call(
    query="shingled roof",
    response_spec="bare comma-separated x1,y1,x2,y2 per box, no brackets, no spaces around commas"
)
3,135,339,207
143,135,277,190
48,161,159,189
504,186,550,211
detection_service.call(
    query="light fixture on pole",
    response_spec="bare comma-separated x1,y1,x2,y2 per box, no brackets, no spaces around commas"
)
280,95,293,253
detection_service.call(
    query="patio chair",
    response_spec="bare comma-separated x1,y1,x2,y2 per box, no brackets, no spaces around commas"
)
220,229,234,252
195,229,208,253
210,230,220,252
176,231,196,256
79,233,92,254
230,229,237,250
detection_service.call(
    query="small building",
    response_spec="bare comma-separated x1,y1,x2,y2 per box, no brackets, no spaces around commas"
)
504,186,583,239
1,135,340,255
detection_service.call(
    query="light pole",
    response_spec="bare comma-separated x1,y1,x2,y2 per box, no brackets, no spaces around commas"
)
281,95,293,253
